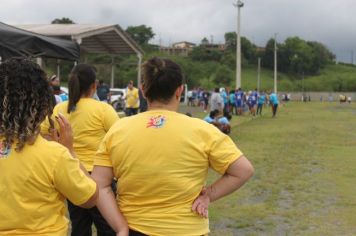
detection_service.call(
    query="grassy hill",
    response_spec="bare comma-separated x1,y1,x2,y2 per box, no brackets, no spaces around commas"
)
227,63,356,92
218,63,356,92
44,53,356,92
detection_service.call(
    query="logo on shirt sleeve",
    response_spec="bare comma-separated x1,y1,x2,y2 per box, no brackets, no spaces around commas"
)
0,142,11,159
146,115,166,128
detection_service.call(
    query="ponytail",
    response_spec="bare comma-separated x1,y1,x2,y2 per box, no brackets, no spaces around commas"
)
67,64,97,113
67,73,81,113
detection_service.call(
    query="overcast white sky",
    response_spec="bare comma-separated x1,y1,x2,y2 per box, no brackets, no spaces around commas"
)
1,0,355,62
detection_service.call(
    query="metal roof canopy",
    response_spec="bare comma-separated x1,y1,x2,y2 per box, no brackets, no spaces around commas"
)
17,24,144,55
16,24,144,87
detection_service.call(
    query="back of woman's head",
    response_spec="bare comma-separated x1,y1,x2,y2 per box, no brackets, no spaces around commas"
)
223,111,232,120
209,109,220,119
0,58,53,151
68,64,96,113
141,57,183,103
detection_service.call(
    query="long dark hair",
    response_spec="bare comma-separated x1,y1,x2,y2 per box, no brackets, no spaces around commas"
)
68,64,96,113
0,59,53,151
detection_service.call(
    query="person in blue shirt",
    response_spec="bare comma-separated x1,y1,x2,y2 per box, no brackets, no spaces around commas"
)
252,89,258,104
203,109,219,125
220,88,228,113
229,90,236,115
269,91,279,117
247,91,257,116
204,110,231,134
52,85,68,103
257,91,266,115
218,111,232,134
235,88,244,115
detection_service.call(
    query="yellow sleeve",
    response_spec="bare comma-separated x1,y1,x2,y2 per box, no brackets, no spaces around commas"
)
208,129,243,175
53,149,97,205
134,88,139,99
94,131,114,167
40,116,52,136
103,104,119,132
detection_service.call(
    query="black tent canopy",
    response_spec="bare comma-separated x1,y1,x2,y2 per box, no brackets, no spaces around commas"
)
0,22,80,61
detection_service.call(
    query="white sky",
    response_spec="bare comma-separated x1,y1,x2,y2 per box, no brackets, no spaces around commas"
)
1,0,355,62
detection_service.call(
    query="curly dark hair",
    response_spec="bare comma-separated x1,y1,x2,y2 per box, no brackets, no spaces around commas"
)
0,58,54,151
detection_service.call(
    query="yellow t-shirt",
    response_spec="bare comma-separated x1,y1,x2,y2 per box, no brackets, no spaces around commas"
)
41,98,119,171
95,110,242,236
126,87,139,108
0,135,96,235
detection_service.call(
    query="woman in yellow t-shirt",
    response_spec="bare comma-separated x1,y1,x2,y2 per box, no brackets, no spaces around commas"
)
0,59,98,236
41,64,127,236
92,57,254,236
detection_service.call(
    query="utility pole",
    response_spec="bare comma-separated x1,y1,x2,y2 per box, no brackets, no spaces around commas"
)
110,56,115,88
234,0,244,89
257,57,261,92
274,33,278,94
302,72,305,102
351,50,354,65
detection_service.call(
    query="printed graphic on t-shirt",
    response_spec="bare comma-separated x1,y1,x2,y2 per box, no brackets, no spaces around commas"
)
146,115,166,128
0,142,11,159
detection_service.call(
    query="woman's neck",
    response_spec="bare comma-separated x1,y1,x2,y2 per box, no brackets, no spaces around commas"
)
81,90,95,98
148,100,178,112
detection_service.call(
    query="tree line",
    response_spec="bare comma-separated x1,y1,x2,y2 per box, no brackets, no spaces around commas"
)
190,32,335,77
48,20,344,91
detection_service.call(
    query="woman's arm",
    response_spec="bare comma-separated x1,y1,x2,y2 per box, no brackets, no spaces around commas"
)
54,114,99,208
91,166,129,236
192,155,254,217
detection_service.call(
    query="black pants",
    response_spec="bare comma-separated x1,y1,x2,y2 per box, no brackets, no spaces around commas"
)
68,202,115,236
68,181,117,236
272,104,278,117
125,108,138,116
129,229,148,236
257,104,263,115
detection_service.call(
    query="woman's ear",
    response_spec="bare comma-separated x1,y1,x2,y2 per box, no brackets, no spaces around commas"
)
175,85,184,99
140,84,147,99
92,82,97,92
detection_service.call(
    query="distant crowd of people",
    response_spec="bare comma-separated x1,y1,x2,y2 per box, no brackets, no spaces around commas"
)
187,87,279,135
188,87,280,118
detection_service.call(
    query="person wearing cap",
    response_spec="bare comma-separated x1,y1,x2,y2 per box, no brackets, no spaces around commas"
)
50,74,60,87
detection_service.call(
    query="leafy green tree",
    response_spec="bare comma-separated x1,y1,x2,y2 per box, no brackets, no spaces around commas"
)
224,32,236,50
189,46,223,62
262,38,275,69
286,37,314,74
307,41,335,73
201,37,209,45
224,32,256,64
221,53,236,69
125,25,155,45
51,17,75,24
241,37,257,63
213,65,234,86
263,36,334,75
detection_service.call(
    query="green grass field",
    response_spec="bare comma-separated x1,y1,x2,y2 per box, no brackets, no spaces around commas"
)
238,63,356,92
190,102,356,235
